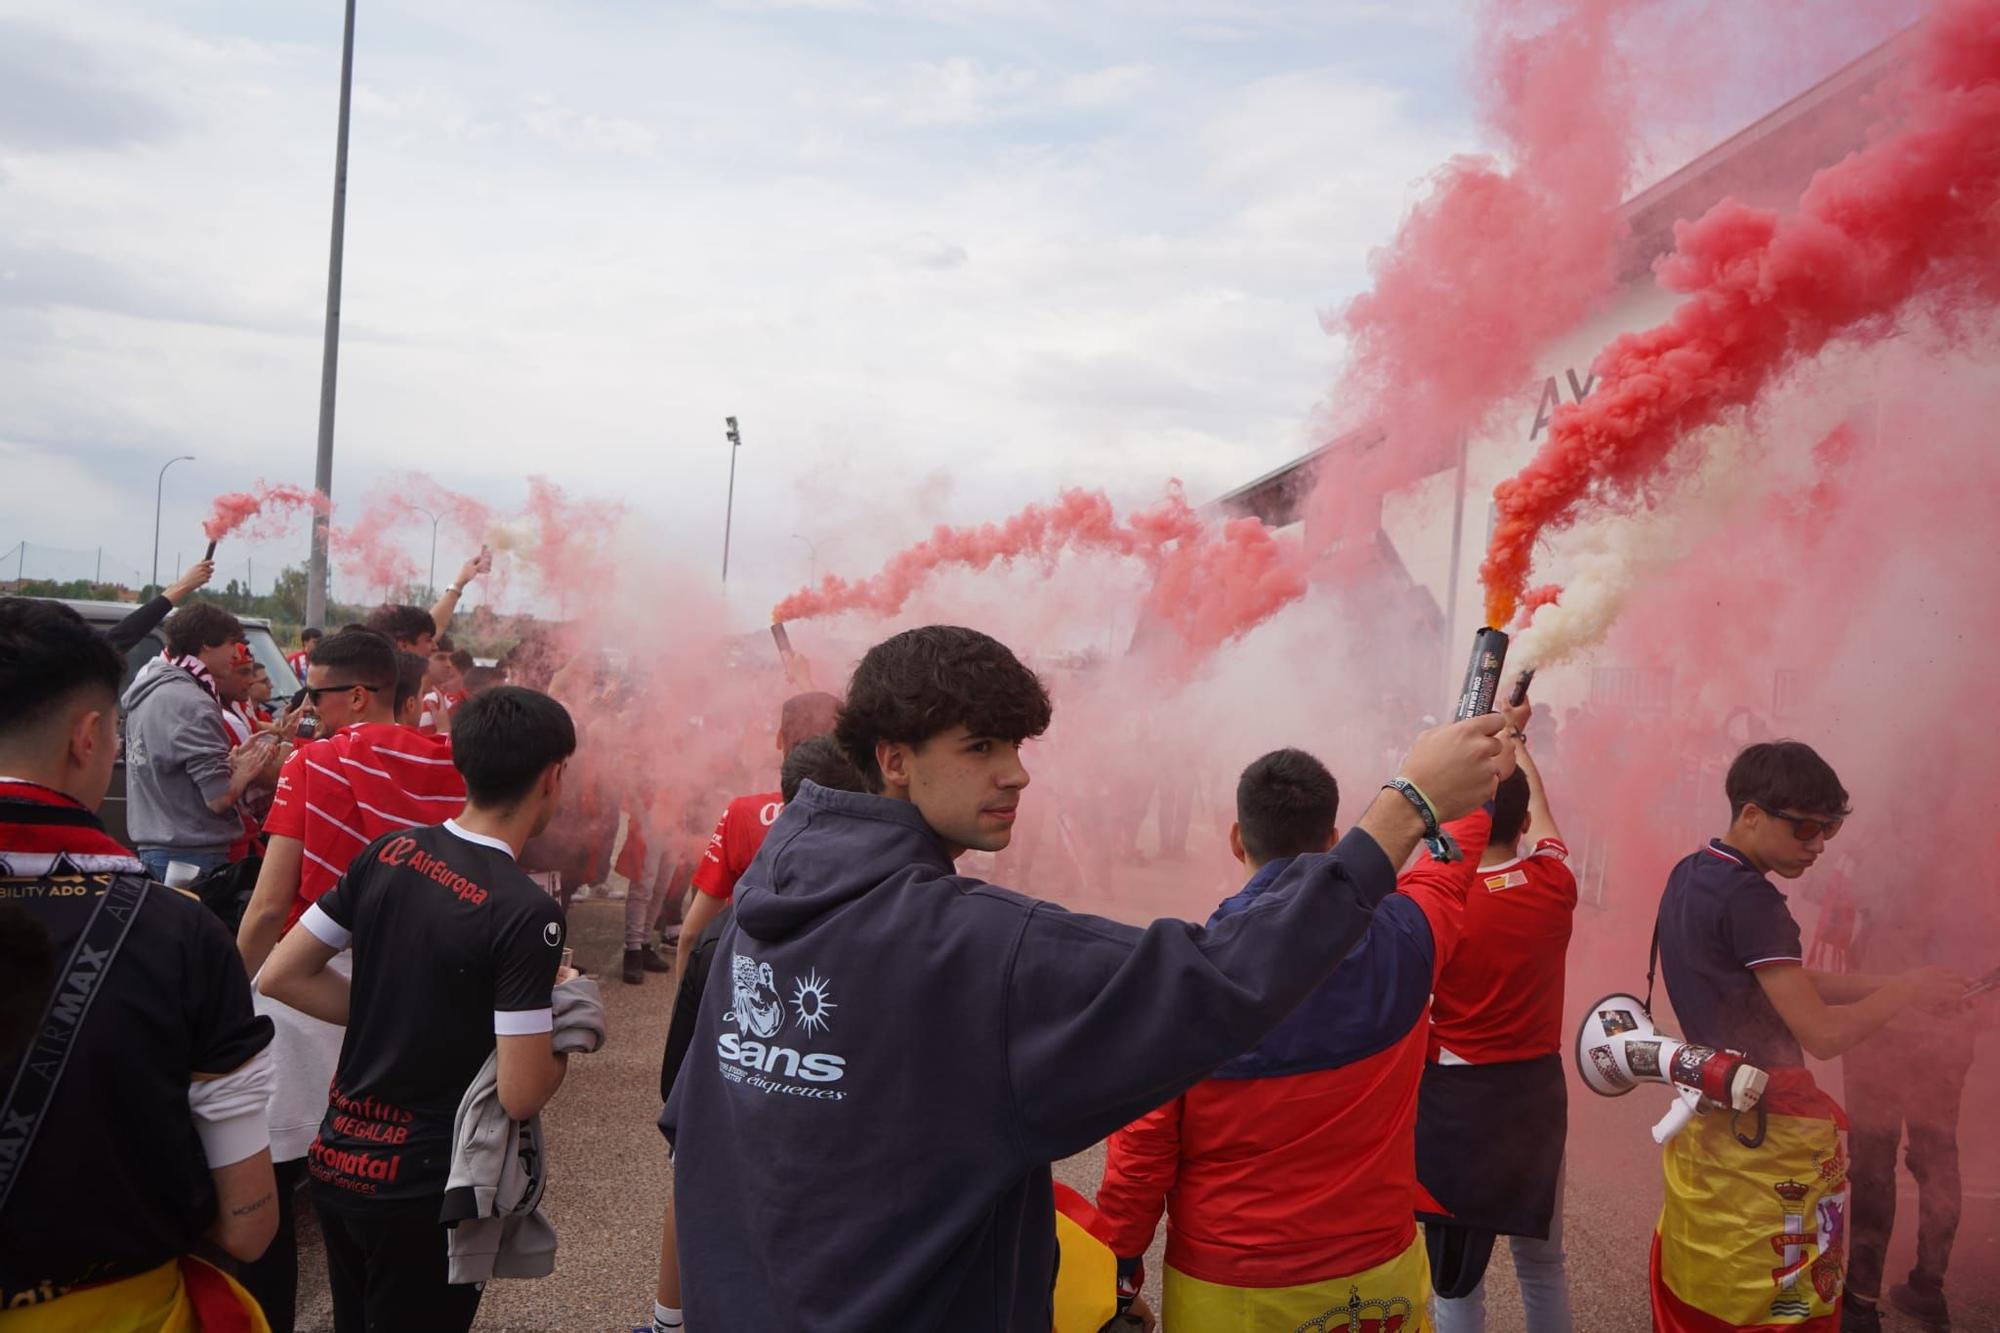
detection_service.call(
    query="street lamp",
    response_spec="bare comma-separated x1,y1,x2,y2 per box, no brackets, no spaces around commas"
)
792,532,819,584
721,416,743,582
409,505,441,601
306,0,359,633
152,454,196,593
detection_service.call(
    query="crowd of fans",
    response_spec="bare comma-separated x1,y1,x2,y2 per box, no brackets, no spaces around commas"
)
0,561,1987,1333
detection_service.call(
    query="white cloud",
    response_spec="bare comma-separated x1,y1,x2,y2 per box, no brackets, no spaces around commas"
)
0,0,1482,615
518,93,661,156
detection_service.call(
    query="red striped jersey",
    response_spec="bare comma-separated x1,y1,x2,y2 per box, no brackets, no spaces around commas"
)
263,723,465,928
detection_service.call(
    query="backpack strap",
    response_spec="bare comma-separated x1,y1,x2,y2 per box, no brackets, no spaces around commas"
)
0,873,149,1211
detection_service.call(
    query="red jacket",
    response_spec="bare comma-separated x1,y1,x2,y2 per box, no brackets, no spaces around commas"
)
1094,813,1488,1287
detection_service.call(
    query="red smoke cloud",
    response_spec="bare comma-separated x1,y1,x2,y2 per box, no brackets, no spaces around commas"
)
771,486,1307,660
1483,0,2000,626
203,482,328,543
1306,0,1637,544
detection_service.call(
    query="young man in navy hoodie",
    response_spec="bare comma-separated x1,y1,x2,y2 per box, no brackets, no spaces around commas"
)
661,624,1509,1332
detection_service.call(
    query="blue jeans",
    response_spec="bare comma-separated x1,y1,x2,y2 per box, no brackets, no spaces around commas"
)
138,847,231,884
1432,1166,1573,1333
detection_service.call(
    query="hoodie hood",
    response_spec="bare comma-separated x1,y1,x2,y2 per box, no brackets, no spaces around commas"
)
731,780,957,942
122,658,209,713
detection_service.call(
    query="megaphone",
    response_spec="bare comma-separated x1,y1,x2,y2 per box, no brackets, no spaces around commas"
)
1575,994,1769,1142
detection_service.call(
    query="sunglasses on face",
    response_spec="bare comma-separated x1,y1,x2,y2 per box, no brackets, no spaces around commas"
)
1758,805,1847,842
302,683,384,704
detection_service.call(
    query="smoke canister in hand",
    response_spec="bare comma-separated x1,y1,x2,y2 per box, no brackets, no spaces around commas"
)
771,622,794,656
1507,667,1536,709
1454,628,1510,721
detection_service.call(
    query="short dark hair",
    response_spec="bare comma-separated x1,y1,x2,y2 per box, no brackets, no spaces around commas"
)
835,626,1052,792
1491,769,1531,845
434,633,456,655
300,627,323,645
461,665,503,696
0,598,123,738
451,686,576,807
164,602,245,658
308,628,398,692
394,652,428,716
781,734,865,803
364,603,436,647
1727,740,1849,821
1235,748,1339,864
449,649,474,673
779,691,842,752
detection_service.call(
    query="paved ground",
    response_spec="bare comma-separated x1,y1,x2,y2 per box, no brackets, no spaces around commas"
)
290,889,2000,1332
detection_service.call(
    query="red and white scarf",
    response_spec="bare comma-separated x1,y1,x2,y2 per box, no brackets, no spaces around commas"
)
0,779,146,878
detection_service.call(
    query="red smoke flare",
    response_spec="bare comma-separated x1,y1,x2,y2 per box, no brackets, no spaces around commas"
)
1482,0,2000,626
1520,585,1563,619
1306,0,1635,546
203,482,328,543
771,486,1307,658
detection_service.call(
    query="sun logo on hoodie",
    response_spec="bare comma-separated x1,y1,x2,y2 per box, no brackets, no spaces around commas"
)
791,970,837,1037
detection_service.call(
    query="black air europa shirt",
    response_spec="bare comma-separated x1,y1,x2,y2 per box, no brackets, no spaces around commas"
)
0,872,272,1305
300,820,565,1209
1655,839,1806,1068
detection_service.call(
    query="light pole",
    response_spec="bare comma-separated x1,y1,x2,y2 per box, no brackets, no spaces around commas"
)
721,416,742,582
410,505,441,601
306,0,358,632
792,532,819,584
152,454,195,593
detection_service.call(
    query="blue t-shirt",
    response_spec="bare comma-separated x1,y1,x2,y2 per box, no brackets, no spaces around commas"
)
1655,839,1805,1068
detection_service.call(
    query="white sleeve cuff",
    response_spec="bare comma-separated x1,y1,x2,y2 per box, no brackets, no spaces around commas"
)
189,1047,275,1167
494,1007,554,1036
299,903,352,950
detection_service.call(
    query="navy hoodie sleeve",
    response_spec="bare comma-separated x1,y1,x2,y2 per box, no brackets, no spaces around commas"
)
1003,826,1398,1163
104,595,172,656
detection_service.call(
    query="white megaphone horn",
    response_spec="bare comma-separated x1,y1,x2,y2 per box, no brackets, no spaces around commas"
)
1574,994,1769,1143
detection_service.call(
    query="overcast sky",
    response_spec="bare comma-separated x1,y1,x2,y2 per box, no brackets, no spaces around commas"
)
0,0,1902,616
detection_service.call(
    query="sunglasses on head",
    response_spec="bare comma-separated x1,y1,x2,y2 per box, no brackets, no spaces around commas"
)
302,682,384,703
1757,804,1847,842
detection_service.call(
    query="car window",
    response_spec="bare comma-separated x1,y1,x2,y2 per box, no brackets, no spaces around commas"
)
121,633,165,694
244,629,301,696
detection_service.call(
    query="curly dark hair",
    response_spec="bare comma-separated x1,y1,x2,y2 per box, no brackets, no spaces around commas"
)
1726,740,1850,821
364,603,436,647
781,734,864,803
835,626,1052,792
163,601,246,658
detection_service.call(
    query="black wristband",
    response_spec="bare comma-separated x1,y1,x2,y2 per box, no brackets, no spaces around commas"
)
1382,778,1441,837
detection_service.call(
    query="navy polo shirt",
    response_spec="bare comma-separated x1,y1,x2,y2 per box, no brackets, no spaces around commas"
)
1654,839,1805,1068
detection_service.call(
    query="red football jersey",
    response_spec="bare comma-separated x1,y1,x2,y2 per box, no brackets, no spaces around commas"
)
1426,838,1577,1064
689,790,784,902
264,723,466,928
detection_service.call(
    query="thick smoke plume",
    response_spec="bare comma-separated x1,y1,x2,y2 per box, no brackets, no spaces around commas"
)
203,482,328,544
1306,0,1636,541
1484,0,2000,630
771,486,1306,661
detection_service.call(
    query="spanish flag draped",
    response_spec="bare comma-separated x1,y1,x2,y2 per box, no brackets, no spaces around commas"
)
1652,1070,1849,1331
0,1257,269,1333
1053,1184,1122,1333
